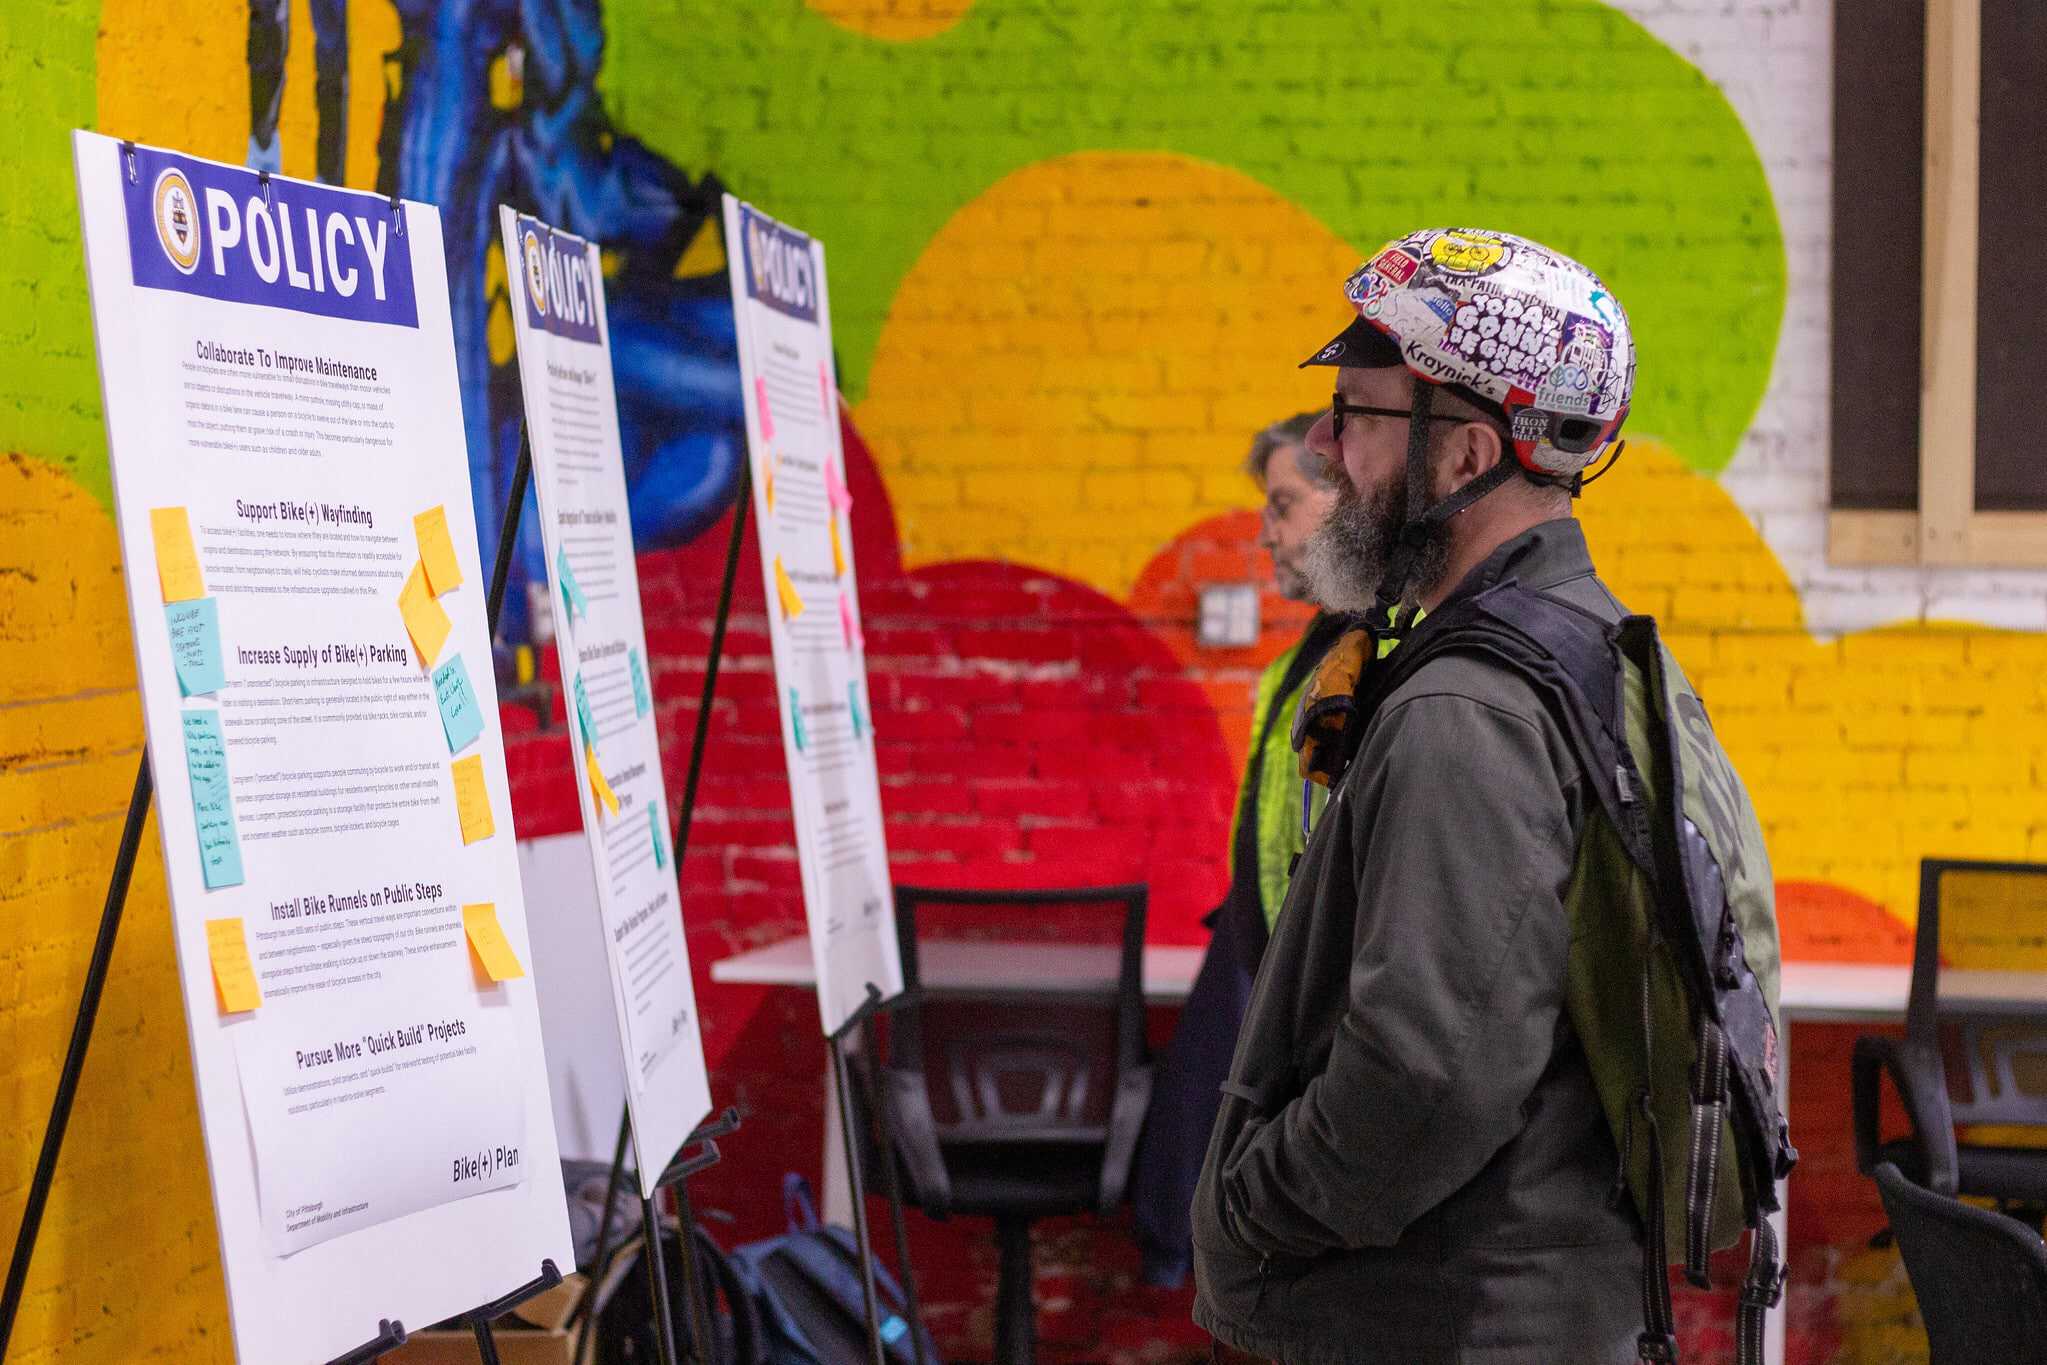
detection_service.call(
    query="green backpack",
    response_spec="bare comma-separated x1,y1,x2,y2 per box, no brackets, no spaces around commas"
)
1351,580,1797,1365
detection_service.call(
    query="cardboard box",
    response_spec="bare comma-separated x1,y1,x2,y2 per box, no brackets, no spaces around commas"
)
383,1271,588,1365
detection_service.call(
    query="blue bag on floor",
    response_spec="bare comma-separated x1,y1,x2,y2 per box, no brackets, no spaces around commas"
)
729,1174,938,1365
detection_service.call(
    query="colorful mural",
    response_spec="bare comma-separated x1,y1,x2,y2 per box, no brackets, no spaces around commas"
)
4,1,2046,1362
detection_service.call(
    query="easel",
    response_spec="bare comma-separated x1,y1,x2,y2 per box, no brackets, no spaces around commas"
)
4,426,562,1361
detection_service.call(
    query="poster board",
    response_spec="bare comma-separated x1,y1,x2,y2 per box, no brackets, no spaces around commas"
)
499,206,713,1193
73,132,572,1362
722,195,902,1036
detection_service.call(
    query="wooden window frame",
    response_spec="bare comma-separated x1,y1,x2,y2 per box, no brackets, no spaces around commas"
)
1830,0,2047,567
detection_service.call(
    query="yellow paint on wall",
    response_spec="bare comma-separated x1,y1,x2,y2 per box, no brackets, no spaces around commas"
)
858,151,1351,598
0,455,230,1363
98,0,397,190
805,0,978,42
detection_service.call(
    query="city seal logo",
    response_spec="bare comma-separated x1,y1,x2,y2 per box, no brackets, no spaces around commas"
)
152,168,202,275
1427,229,1510,277
522,228,549,316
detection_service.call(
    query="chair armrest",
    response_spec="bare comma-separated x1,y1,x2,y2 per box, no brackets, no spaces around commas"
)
1852,1034,1959,1195
882,1066,954,1218
1095,1064,1154,1214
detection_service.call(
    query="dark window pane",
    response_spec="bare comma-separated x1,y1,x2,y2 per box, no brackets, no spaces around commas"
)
1832,2,1927,512
1976,0,2047,512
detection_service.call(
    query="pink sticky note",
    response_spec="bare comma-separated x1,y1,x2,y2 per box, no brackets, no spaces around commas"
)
839,593,863,652
824,457,853,514
756,376,775,442
819,362,834,415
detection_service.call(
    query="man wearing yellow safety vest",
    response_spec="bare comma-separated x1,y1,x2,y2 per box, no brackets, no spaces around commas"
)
1131,412,1347,1287
1194,230,1791,1365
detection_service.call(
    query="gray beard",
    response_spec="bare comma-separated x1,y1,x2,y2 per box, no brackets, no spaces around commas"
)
1304,473,1452,615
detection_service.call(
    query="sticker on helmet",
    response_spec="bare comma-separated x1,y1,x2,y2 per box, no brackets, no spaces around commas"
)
1512,408,1550,445
1369,248,1420,284
1427,230,1511,276
1442,289,1563,392
1532,318,1613,415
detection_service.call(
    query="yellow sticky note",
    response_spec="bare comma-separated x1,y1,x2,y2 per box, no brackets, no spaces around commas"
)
773,555,805,620
205,917,262,1013
150,507,206,603
584,743,621,816
414,505,465,596
829,517,847,578
451,753,496,844
462,903,526,982
764,463,776,515
398,561,453,669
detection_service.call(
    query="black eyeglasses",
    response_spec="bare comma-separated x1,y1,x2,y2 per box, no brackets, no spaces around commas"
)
1329,391,1468,442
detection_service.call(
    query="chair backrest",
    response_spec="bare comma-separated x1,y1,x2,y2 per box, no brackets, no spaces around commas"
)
884,884,1147,1145
1874,1162,2047,1365
1909,859,2047,1128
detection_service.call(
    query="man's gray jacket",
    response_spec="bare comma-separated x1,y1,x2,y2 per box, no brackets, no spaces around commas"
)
1192,520,1643,1365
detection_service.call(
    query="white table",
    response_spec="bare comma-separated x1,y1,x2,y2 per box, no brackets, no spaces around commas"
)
711,939,1914,1365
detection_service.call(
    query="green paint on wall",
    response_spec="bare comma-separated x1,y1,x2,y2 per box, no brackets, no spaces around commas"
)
0,1,108,507
603,0,1783,477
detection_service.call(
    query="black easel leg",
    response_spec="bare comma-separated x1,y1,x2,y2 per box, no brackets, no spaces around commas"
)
0,757,153,1359
471,1317,503,1365
673,457,749,860
485,424,534,636
830,1023,889,1365
863,1014,930,1365
672,1189,715,1365
642,1194,681,1365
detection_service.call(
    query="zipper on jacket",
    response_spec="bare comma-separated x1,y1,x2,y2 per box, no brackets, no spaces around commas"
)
1252,1255,1274,1317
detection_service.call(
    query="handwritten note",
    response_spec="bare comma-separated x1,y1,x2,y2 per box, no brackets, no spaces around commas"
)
432,654,484,754
629,648,651,719
451,753,496,844
150,506,205,602
584,744,620,816
397,561,452,669
774,555,804,620
167,597,226,696
462,903,526,982
556,544,588,626
414,505,465,596
182,709,245,888
205,917,263,1013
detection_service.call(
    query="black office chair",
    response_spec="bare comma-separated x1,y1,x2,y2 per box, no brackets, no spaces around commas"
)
1872,1161,2047,1364
854,884,1152,1365
1853,859,2047,1216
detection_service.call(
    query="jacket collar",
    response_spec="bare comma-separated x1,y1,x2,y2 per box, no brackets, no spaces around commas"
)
1434,517,1595,609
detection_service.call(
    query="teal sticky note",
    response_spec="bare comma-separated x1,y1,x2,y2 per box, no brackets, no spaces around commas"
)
629,648,651,719
181,709,244,889
557,544,588,622
432,654,484,754
649,802,666,869
573,671,597,743
789,686,805,753
167,597,226,696
848,681,865,740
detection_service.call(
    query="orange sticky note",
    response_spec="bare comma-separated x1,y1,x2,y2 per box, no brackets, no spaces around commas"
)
773,555,805,620
584,743,621,816
398,561,453,669
414,506,464,596
205,917,262,1013
829,517,846,578
451,753,495,844
462,903,525,982
763,463,776,516
150,507,206,602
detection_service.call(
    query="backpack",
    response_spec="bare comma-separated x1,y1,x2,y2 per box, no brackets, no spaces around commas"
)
595,1214,767,1365
1347,579,1799,1365
728,1175,936,1365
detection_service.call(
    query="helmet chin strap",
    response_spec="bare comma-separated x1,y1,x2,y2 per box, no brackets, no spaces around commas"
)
1366,381,1520,639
